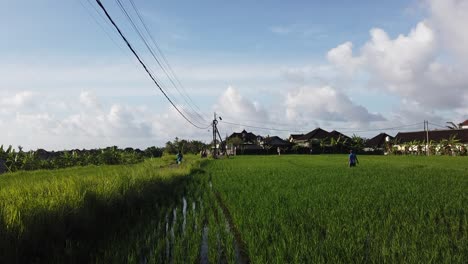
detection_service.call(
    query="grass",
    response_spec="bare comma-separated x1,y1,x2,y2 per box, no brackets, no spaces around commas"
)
0,155,202,263
1,154,466,263
206,155,468,263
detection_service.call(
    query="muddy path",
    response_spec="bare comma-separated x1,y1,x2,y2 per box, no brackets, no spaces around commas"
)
212,188,251,264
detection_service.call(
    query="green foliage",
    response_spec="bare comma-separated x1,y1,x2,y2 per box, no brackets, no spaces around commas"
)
1,154,467,263
0,145,164,173
164,137,209,155
350,134,365,153
0,156,201,263
205,155,468,263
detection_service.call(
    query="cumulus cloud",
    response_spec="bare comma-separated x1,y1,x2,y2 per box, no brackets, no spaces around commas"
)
362,22,436,83
0,91,35,112
327,42,362,74
0,90,211,150
285,86,385,123
427,0,468,61
214,86,269,122
327,19,468,111
79,91,101,109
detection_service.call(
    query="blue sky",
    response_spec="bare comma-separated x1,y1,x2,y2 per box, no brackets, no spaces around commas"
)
0,0,467,150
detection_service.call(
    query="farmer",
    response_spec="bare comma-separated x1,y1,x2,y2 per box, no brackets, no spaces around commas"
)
349,150,358,167
176,151,183,164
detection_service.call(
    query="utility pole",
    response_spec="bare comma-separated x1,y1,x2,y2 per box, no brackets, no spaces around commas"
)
424,120,430,156
213,112,217,158
211,112,227,159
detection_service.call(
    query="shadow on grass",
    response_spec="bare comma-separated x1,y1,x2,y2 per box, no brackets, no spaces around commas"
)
0,173,197,264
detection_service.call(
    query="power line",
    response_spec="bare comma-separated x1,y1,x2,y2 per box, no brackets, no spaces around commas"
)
113,0,209,126
338,122,424,133
95,0,210,129
428,122,451,129
106,0,210,128
219,119,425,135
127,0,208,120
78,0,129,56
220,120,309,133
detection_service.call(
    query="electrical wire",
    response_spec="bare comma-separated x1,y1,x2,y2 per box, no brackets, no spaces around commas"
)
113,0,209,126
127,0,208,120
95,0,211,129
428,122,452,129
219,119,425,135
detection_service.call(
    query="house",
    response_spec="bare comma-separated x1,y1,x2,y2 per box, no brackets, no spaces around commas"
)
459,120,468,129
226,130,263,154
288,134,304,143
329,130,351,141
293,128,331,147
365,133,394,150
395,129,468,144
261,136,291,149
394,129,468,154
227,130,262,144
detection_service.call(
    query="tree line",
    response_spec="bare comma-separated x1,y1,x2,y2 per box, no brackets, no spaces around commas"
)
0,137,210,174
0,145,163,174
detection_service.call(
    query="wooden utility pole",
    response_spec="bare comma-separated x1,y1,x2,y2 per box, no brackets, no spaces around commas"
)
425,120,430,156
211,112,228,159
213,112,217,158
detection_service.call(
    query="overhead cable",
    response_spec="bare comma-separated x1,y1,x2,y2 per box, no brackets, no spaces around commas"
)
114,0,209,126
95,0,211,129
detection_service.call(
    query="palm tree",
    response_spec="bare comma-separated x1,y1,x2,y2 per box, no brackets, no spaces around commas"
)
319,137,329,153
350,134,365,153
447,135,460,156
428,140,437,155
330,137,338,154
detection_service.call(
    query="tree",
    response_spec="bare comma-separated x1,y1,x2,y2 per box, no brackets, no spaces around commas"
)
350,135,365,153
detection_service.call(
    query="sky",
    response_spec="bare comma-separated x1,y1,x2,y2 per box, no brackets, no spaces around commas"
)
0,0,467,150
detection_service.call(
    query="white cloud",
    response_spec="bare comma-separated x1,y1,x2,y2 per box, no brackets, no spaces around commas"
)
327,19,468,111
214,86,269,122
285,86,385,124
0,90,212,150
427,0,468,61
327,42,362,74
362,22,436,83
79,90,101,109
0,91,35,111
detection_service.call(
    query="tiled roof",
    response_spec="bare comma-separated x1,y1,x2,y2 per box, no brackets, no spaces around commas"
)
298,128,331,141
329,130,350,140
366,133,393,148
228,130,259,143
395,129,468,144
289,134,304,140
263,136,291,147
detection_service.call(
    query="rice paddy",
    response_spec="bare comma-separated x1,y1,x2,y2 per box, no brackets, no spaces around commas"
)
0,155,467,263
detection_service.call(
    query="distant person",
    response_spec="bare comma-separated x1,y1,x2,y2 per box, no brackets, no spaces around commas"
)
277,147,281,156
349,150,358,167
176,151,183,164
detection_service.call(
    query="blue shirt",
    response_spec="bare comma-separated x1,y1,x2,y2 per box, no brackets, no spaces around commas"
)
349,153,357,163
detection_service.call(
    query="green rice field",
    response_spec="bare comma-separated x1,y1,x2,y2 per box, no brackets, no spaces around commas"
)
0,155,467,263
206,155,468,263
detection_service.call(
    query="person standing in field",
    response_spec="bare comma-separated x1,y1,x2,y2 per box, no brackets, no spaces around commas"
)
349,150,358,167
277,147,281,156
176,151,183,164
